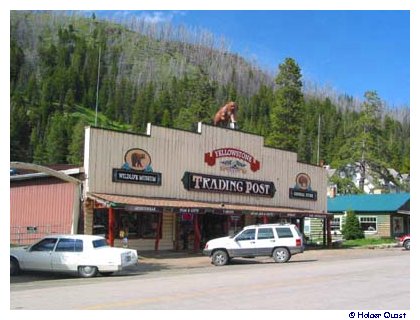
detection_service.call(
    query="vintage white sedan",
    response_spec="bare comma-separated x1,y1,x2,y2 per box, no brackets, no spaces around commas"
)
10,234,138,278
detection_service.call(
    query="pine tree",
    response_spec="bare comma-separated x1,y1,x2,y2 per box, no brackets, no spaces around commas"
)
67,119,86,165
335,91,398,192
342,211,364,240
266,58,304,152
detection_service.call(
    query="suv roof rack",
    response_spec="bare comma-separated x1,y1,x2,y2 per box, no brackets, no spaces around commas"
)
244,223,293,228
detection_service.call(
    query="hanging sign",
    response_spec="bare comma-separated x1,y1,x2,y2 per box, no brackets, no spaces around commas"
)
182,172,276,197
112,169,162,185
112,148,162,185
289,173,317,201
205,148,261,173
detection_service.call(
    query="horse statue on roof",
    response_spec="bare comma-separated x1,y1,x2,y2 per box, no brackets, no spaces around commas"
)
213,101,239,129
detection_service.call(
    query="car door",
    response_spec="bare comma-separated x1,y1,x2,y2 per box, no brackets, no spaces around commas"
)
255,227,276,256
231,228,257,257
22,237,58,271
51,238,84,272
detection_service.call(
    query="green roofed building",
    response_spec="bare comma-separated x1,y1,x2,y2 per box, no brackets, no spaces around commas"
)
327,193,410,238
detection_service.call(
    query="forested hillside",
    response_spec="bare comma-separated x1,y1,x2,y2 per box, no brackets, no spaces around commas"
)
10,11,410,189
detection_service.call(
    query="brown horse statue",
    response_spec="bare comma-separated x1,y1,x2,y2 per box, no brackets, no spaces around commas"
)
213,101,239,129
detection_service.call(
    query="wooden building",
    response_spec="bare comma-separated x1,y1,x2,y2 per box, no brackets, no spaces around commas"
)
327,193,410,238
10,163,83,245
82,124,331,251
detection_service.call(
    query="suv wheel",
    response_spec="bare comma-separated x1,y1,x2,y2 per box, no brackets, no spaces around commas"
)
212,250,229,266
404,240,410,250
272,247,290,263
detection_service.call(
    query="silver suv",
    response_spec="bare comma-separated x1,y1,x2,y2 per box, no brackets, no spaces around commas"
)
203,224,304,266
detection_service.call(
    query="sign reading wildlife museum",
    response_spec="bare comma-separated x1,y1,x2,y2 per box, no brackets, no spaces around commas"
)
112,148,162,185
182,172,276,197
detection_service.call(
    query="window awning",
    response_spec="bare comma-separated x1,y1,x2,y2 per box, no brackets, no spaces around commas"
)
87,192,328,218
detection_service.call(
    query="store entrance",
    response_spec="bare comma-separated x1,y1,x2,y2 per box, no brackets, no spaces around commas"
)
200,213,244,245
175,212,244,251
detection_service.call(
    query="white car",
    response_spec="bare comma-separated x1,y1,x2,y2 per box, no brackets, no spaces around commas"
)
10,234,138,278
203,224,304,266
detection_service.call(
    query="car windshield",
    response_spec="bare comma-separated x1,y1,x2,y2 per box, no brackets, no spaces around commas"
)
92,239,109,248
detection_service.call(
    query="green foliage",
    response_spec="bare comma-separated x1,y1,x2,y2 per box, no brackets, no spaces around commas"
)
342,211,365,240
341,237,395,248
266,58,304,152
9,11,410,182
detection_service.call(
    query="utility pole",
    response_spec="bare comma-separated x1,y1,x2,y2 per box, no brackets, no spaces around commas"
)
95,46,101,126
317,114,321,165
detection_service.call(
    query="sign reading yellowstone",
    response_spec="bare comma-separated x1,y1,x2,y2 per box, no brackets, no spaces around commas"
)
205,148,260,173
182,172,275,197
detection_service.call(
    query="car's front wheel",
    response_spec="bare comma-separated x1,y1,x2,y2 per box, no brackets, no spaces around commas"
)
78,266,98,278
10,257,21,276
404,240,410,250
212,250,229,266
272,247,290,263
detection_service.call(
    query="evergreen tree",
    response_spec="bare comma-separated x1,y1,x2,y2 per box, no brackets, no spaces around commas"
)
44,113,69,163
342,211,364,240
335,91,398,192
266,58,304,152
67,119,86,165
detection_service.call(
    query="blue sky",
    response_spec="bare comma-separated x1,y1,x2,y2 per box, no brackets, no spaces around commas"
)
97,10,410,107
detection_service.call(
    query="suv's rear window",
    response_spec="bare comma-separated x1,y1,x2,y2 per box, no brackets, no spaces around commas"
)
276,227,293,238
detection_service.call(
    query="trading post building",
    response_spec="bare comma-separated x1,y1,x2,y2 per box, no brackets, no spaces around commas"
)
82,123,331,251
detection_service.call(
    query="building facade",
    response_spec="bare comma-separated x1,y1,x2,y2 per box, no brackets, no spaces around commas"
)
328,193,410,238
82,124,330,251
10,163,82,245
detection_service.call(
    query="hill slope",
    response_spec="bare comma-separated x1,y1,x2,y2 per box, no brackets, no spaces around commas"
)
10,11,409,183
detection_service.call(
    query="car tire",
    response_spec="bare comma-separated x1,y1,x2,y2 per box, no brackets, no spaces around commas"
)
272,247,290,263
404,240,410,250
78,266,98,278
10,257,21,276
212,250,229,266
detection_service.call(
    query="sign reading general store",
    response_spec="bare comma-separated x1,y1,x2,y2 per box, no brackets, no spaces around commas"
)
289,173,317,201
182,172,275,197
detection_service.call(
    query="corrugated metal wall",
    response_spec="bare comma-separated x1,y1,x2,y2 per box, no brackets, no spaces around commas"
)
10,179,76,244
85,125,327,212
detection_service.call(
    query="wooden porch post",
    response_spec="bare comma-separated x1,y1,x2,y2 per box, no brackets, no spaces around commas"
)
194,214,201,251
326,216,332,248
263,215,269,224
155,212,163,251
108,207,115,247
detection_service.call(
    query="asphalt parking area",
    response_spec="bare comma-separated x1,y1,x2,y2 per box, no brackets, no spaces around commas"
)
10,246,407,284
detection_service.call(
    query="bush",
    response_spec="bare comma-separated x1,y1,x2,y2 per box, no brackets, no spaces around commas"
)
342,211,364,240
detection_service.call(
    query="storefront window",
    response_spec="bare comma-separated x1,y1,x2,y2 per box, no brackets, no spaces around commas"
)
118,211,160,239
331,217,341,232
359,216,377,233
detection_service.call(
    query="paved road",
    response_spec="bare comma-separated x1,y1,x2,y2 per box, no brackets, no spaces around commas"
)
10,247,410,310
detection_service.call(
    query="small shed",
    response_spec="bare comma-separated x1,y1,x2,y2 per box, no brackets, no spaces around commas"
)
327,193,410,238
10,162,83,245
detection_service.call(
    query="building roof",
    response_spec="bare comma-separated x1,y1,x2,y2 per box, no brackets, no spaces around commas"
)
328,193,410,213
